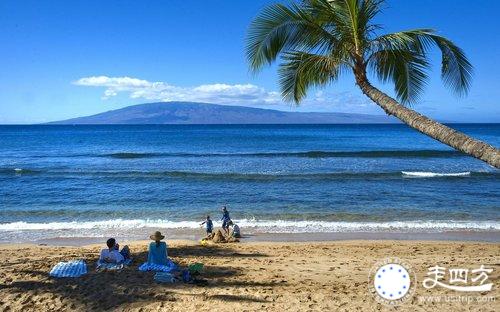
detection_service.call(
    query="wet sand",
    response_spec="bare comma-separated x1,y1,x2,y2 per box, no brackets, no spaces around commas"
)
30,230,500,247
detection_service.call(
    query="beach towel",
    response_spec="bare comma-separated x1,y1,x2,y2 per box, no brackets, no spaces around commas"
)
49,260,87,278
138,259,178,272
96,258,133,271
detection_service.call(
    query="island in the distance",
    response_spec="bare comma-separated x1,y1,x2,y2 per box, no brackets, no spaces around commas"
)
48,101,398,124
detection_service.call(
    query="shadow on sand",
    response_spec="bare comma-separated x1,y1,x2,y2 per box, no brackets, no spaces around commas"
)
0,244,273,310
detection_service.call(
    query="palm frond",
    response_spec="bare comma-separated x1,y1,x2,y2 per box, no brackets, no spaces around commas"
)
278,52,344,103
246,0,472,107
369,29,473,98
368,29,433,55
358,0,383,27
355,0,384,54
369,49,429,103
424,33,472,96
246,1,339,72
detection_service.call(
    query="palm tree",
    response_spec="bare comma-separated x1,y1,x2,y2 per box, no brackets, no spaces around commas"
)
246,0,499,168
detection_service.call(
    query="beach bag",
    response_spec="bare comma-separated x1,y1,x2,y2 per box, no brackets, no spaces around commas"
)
182,269,192,283
188,263,204,275
154,272,177,283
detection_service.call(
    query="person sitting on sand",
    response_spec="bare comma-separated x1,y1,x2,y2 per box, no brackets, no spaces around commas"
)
200,215,213,237
228,221,241,238
147,231,169,265
221,205,231,235
99,238,130,264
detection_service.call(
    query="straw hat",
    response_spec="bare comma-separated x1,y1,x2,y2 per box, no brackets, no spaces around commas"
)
150,231,165,241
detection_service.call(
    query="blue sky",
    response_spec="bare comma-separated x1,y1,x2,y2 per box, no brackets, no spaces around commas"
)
0,0,499,123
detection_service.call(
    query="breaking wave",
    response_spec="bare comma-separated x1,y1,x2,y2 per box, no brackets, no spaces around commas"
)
402,171,471,178
0,168,40,174
0,219,498,233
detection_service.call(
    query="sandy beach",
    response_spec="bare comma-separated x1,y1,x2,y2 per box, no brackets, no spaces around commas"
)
0,239,498,311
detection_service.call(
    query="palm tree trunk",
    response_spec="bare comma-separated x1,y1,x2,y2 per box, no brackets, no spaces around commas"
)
355,77,500,168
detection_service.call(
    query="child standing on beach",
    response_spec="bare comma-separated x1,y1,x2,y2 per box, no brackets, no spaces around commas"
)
221,205,231,235
200,215,213,237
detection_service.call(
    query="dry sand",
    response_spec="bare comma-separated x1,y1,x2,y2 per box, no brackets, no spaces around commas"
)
0,240,498,311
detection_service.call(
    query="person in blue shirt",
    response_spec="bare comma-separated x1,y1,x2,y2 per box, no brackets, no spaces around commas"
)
200,215,213,237
221,205,231,235
147,231,168,265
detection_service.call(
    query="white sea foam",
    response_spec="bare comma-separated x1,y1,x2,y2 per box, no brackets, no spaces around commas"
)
0,219,200,231
0,219,498,233
401,171,471,177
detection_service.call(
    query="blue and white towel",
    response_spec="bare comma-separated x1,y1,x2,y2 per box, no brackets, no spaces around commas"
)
138,259,178,272
96,258,133,271
50,260,87,278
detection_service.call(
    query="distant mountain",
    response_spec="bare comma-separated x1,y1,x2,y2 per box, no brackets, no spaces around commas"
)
49,102,398,124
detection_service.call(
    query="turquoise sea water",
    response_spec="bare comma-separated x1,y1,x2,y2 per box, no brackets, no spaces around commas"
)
0,124,498,242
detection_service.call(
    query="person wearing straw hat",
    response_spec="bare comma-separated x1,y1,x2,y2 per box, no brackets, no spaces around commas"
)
147,231,169,266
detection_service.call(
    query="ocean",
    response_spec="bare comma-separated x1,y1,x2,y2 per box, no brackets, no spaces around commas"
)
0,124,498,243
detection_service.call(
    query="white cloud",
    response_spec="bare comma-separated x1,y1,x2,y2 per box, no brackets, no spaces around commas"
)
73,76,281,104
73,75,380,114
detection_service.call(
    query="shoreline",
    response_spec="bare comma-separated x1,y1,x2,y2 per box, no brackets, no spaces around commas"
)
2,230,498,247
